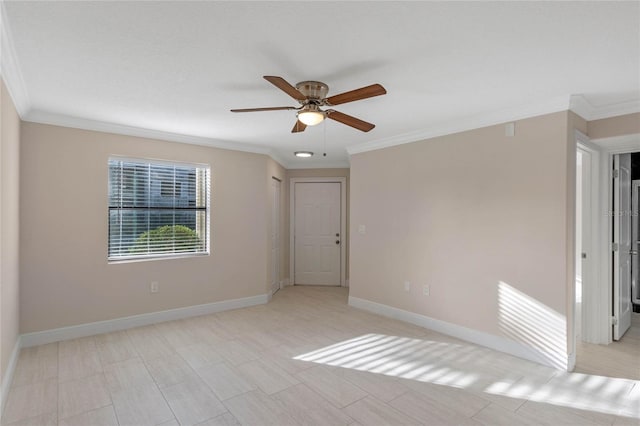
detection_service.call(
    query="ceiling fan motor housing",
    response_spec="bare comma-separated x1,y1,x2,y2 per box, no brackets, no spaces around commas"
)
296,81,329,104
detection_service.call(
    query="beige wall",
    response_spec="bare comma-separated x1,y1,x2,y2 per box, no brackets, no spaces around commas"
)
20,122,272,333
350,112,575,368
285,168,350,283
1,79,21,381
587,112,640,139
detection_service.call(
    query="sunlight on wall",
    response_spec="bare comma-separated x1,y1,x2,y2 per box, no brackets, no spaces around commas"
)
497,281,567,369
294,333,638,419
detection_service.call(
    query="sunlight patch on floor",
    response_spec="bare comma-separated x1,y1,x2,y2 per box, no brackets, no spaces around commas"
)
294,333,639,418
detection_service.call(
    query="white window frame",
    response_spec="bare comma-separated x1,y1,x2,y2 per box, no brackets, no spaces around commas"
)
107,156,211,262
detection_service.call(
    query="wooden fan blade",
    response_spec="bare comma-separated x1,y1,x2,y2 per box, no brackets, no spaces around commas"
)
263,76,307,101
326,110,375,132
325,84,386,106
291,120,307,133
230,106,297,113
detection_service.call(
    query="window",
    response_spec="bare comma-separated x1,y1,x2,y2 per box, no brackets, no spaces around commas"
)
161,180,182,198
108,158,210,260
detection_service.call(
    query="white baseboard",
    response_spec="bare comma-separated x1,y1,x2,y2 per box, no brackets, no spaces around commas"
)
1,337,22,415
348,296,568,370
21,294,270,348
567,351,576,372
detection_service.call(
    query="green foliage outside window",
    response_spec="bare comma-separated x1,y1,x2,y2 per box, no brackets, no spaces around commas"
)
129,225,202,254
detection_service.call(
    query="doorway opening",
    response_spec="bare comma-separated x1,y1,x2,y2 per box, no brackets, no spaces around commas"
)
574,132,640,379
612,152,640,340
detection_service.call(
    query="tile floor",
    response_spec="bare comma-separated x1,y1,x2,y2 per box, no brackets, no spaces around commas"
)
575,313,640,380
2,286,639,426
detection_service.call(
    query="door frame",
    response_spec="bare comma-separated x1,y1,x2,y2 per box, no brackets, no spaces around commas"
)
590,132,640,344
271,177,281,296
289,177,347,287
575,131,603,347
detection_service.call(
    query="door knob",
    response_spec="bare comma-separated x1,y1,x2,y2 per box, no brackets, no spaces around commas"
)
631,250,638,255
336,233,340,237
336,240,340,245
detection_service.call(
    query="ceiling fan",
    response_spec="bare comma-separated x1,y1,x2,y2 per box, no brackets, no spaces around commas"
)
231,76,386,133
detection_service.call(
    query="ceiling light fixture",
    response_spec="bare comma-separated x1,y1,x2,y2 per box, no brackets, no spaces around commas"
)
297,105,325,126
294,151,314,158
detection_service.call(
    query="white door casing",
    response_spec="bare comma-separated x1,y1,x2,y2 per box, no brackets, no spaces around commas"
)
576,133,603,345
271,178,281,295
294,182,341,285
613,153,632,340
290,177,347,287
582,132,639,345
632,180,640,306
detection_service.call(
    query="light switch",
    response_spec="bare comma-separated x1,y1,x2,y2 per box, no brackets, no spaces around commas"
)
358,224,366,234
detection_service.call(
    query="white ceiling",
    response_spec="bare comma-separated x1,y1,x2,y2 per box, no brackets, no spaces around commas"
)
3,1,639,168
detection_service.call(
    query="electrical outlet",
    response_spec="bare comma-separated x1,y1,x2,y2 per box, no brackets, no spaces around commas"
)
423,284,430,296
404,281,411,292
150,281,159,293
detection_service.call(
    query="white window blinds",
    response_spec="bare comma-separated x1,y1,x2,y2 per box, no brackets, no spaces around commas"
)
108,158,210,260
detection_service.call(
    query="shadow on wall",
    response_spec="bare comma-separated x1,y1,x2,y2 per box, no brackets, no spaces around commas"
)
497,281,567,370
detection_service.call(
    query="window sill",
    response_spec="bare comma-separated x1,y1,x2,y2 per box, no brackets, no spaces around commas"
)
108,252,210,264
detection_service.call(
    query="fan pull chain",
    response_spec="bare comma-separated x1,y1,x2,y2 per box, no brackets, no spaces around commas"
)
323,120,327,157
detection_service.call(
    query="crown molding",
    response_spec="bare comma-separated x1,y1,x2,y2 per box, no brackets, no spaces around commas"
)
285,160,351,170
24,109,352,170
347,94,640,156
266,150,289,169
25,109,275,155
267,149,351,169
0,1,30,116
570,94,640,121
347,95,572,155
591,132,640,153
569,95,593,121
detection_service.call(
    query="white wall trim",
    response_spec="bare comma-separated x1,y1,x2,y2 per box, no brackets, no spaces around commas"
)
1,337,21,416
25,110,273,156
0,1,30,116
592,133,640,153
349,296,569,370
286,160,351,170
567,350,576,372
346,94,640,157
576,132,604,345
20,294,269,348
571,95,640,121
23,110,351,170
347,95,572,155
289,177,348,287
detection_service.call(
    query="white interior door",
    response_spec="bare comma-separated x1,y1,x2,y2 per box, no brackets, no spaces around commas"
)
271,179,281,295
294,182,341,286
633,181,640,306
613,154,632,340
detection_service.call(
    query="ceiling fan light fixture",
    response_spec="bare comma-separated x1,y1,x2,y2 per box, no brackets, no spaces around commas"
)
294,151,314,158
297,106,325,126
